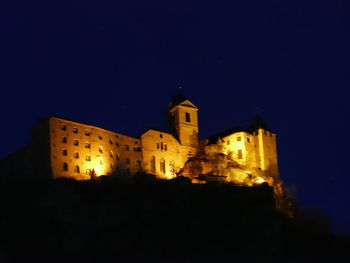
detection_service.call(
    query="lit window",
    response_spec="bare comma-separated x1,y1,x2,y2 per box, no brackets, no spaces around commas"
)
73,140,79,146
63,162,68,171
62,137,67,143
85,130,90,136
136,160,141,167
160,158,166,173
99,146,103,153
85,142,90,148
185,112,191,122
74,165,80,173
61,124,67,131
62,149,67,156
151,156,156,172
74,152,79,159
238,149,243,159
126,158,130,164
247,137,250,143
73,128,78,134
85,154,91,161
98,135,103,140
237,136,241,142
125,145,129,151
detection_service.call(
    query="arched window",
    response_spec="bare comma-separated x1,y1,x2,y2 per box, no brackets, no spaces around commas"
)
160,158,166,173
63,162,68,171
151,156,156,172
74,165,80,173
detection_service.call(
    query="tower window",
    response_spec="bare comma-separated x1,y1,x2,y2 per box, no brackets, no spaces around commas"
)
62,149,67,156
238,149,243,159
85,154,91,161
73,128,78,134
185,112,191,122
85,142,90,148
74,165,80,173
63,163,68,171
61,124,67,131
73,140,79,146
74,152,79,159
62,137,67,143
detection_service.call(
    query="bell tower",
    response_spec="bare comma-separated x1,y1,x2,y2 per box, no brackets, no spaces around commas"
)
168,94,199,147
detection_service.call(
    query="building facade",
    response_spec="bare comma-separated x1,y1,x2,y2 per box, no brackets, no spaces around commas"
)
0,96,279,183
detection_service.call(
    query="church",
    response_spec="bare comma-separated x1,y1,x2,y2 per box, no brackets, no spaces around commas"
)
0,95,279,184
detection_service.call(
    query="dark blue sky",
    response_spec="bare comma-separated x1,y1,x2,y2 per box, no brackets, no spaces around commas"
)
1,0,349,231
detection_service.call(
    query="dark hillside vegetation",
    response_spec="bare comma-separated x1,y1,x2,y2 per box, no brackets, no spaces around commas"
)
0,175,349,263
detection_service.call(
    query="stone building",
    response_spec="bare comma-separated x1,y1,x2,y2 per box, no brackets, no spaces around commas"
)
0,95,279,183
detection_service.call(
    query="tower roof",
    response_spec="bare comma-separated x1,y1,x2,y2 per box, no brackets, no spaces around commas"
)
249,114,271,132
168,93,198,110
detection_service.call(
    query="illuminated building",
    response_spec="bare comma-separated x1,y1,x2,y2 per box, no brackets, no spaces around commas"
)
0,95,279,184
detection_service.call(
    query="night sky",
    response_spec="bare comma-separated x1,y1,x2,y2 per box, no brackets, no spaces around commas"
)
1,1,349,232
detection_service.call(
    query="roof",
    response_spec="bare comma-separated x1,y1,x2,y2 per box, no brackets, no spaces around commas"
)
168,93,198,110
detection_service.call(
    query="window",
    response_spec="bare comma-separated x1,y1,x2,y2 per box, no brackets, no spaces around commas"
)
136,160,141,168
115,135,119,138
86,169,91,175
74,165,80,173
185,112,191,122
62,149,67,156
247,137,250,143
110,151,113,158
62,137,67,143
237,136,241,142
156,142,159,149
85,154,91,161
61,124,67,131
73,140,79,146
160,134,163,138
63,162,68,171
133,147,141,152
85,130,90,136
115,142,119,147
160,142,164,150
74,152,79,159
125,145,129,151
99,146,103,153
135,141,138,144
98,135,103,140
164,144,167,151
160,158,166,173
85,142,90,148
116,153,120,161
238,149,243,159
227,140,230,145
73,128,78,134
110,163,114,169
170,162,175,175
109,139,113,144
151,156,156,172
126,158,130,164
